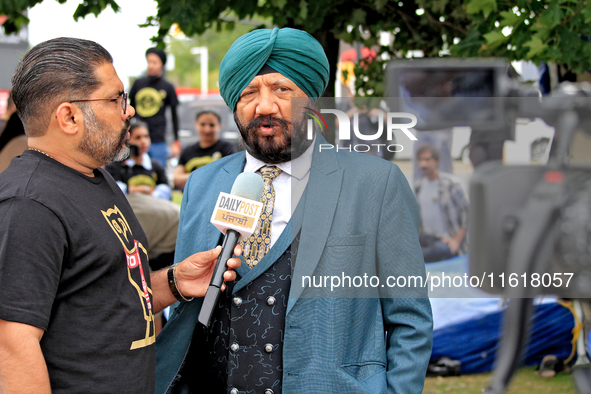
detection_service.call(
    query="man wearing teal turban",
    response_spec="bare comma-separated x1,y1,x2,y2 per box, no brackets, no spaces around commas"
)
156,27,433,394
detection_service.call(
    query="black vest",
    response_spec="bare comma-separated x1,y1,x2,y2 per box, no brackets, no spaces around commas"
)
177,240,297,394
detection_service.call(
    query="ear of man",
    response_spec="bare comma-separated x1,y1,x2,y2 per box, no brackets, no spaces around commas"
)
54,102,85,137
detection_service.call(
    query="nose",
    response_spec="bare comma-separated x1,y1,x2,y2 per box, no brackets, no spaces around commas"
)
255,89,279,117
125,103,136,119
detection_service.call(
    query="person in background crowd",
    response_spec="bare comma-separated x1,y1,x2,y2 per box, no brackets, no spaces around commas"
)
173,110,236,190
106,122,171,200
415,143,469,263
0,92,27,172
130,48,180,167
412,129,454,185
0,92,16,131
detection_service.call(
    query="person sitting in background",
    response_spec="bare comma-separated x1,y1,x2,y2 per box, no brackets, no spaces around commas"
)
173,110,236,190
106,122,171,200
106,122,179,271
415,143,469,263
0,92,15,131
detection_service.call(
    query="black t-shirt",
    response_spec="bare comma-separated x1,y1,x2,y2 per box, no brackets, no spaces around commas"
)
106,157,168,189
0,151,155,393
129,76,179,143
178,139,237,173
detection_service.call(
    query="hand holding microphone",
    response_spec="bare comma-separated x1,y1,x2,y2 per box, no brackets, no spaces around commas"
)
198,172,265,327
173,244,242,297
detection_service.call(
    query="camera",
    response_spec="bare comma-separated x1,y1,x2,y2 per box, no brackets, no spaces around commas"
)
386,58,508,130
128,144,140,158
385,57,591,394
385,57,591,298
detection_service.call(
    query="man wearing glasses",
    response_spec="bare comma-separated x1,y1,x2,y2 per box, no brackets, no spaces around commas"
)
0,37,240,393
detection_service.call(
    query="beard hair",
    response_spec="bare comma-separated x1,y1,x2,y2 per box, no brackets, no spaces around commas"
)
78,104,130,165
234,113,313,164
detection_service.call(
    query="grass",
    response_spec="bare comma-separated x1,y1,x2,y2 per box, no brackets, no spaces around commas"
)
171,190,183,205
423,367,576,393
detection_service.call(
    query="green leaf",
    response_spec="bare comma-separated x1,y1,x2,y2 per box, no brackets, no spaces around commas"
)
375,0,389,11
466,0,497,16
482,30,506,48
270,0,287,10
538,4,563,28
299,0,308,20
582,5,591,23
532,26,552,41
350,8,367,25
427,0,450,14
524,35,547,58
499,10,521,27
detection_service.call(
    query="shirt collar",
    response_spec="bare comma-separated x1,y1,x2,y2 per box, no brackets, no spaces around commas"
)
243,135,315,180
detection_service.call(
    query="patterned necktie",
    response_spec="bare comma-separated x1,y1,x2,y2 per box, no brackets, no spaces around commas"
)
241,166,282,268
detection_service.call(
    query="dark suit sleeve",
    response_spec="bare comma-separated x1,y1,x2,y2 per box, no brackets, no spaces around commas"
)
377,164,433,393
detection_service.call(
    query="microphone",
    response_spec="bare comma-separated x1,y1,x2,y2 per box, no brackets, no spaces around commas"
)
198,172,264,327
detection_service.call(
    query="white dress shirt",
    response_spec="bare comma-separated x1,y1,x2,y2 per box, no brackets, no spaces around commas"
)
243,139,314,247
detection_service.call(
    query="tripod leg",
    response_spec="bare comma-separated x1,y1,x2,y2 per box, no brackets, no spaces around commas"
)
575,300,590,366
483,298,533,394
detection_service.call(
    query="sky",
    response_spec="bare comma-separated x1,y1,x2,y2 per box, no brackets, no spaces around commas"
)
28,0,161,90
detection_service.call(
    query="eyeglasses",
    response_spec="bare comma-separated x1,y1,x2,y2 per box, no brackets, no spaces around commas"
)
70,92,128,114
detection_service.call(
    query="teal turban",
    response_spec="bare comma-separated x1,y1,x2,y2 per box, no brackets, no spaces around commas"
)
219,28,330,111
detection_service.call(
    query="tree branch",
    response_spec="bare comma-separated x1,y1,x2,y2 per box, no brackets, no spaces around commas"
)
559,1,586,28
424,9,468,35
385,4,419,39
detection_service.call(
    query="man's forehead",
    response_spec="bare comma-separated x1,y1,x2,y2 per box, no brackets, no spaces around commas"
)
147,53,163,64
418,151,434,158
245,72,295,88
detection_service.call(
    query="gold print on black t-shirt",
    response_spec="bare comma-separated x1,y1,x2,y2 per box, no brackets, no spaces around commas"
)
185,155,216,173
128,174,157,188
135,87,163,118
101,205,155,350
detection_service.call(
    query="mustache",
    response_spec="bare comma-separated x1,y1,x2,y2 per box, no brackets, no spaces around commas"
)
121,119,131,136
246,115,290,132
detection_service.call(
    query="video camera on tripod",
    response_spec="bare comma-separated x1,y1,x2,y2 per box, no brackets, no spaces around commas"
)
386,58,591,394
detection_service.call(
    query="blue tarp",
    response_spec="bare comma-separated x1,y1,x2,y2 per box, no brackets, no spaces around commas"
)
428,256,575,374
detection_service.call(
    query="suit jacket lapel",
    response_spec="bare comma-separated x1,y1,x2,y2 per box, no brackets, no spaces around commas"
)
233,220,291,292
288,135,343,314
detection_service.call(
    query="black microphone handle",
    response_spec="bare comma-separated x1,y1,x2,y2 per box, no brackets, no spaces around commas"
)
210,229,241,288
198,229,240,327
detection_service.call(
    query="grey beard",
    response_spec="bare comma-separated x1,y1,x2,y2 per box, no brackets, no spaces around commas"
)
78,104,130,165
234,113,313,164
